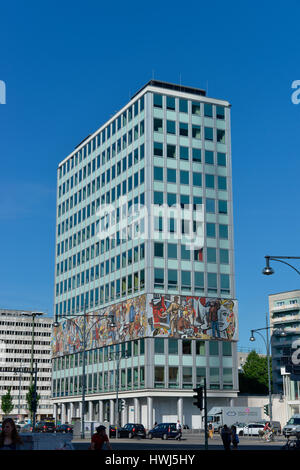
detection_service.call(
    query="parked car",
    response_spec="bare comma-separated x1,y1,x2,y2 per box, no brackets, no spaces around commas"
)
34,421,56,433
236,423,265,436
283,415,300,437
109,425,128,438
122,423,146,438
148,423,178,440
55,424,73,433
21,424,32,433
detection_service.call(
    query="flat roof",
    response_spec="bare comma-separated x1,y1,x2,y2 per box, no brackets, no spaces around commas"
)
269,289,300,297
131,79,206,100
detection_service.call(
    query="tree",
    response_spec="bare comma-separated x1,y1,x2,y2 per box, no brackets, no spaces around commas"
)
26,384,40,415
1,387,14,415
239,350,272,394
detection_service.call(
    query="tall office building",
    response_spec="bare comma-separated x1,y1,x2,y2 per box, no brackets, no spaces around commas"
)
269,290,300,409
52,80,238,428
0,309,53,420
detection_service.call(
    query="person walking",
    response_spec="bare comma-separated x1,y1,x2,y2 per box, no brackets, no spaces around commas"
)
175,420,182,441
90,425,112,450
231,425,239,450
220,424,232,451
208,423,214,439
0,418,23,450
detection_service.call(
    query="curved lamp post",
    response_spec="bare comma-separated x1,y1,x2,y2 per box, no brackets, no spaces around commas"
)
262,256,300,276
53,307,116,439
108,349,128,439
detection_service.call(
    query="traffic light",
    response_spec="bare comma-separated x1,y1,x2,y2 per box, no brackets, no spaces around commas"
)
120,399,126,412
193,387,204,410
264,404,269,417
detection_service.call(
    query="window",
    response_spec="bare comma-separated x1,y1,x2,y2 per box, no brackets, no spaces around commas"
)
220,249,229,264
210,368,220,389
218,200,228,214
223,368,233,388
192,125,201,139
154,166,163,181
181,244,190,260
154,94,162,108
222,342,232,356
154,366,165,388
216,106,225,120
182,271,191,290
167,144,176,158
169,367,179,388
208,272,217,292
180,146,189,160
205,174,215,189
196,367,206,386
205,127,213,141
192,101,201,115
168,269,177,289
182,367,193,388
205,150,214,165
154,191,164,205
217,129,225,144
217,152,226,166
207,248,216,263
196,341,205,355
206,198,215,213
218,176,227,190
167,120,176,134
192,172,202,187
168,338,178,354
180,170,189,185
182,339,191,354
166,96,176,110
206,223,216,238
154,142,163,156
154,242,164,257
167,168,176,183
179,99,188,113
167,193,177,206
221,274,230,293
155,337,165,353
204,103,213,117
154,118,163,133
195,272,204,291
219,224,228,239
192,148,201,162
209,341,219,356
179,122,188,136
168,243,177,259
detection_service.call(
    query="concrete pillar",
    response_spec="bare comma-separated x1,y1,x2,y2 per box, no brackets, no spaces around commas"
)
229,398,234,407
134,398,140,423
99,400,104,422
109,400,115,424
147,397,153,431
70,403,74,423
88,401,93,422
53,404,58,425
177,397,183,425
61,403,66,424
121,402,128,427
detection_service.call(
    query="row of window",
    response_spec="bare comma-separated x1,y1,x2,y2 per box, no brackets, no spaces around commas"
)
59,97,145,180
154,168,227,190
56,244,145,291
153,94,225,120
153,118,225,143
58,143,144,200
154,243,229,264
154,270,230,293
55,270,145,315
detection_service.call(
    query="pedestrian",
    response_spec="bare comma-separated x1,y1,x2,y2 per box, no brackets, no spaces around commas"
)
208,423,214,439
231,425,239,449
175,420,182,440
90,425,112,450
0,418,23,450
220,424,232,451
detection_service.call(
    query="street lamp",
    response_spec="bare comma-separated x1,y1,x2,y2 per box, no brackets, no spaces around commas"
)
108,349,128,439
262,256,300,276
53,307,115,439
249,313,286,426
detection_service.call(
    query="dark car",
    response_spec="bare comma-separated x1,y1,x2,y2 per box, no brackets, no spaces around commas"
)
122,423,146,438
34,421,56,433
55,424,73,434
148,423,178,440
109,425,128,438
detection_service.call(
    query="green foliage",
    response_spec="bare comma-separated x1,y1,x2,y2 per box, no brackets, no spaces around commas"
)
239,350,272,394
1,387,14,415
26,384,40,413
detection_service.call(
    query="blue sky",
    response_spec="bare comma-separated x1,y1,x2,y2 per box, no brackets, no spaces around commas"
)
0,0,300,351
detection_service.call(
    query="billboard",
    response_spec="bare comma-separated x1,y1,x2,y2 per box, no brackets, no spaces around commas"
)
52,294,238,357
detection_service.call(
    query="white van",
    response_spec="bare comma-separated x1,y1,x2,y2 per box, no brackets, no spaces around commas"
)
282,414,300,437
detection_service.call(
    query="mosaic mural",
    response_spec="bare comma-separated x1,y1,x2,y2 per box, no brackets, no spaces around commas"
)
52,294,238,357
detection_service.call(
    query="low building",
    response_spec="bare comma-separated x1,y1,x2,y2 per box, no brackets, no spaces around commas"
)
0,309,53,420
